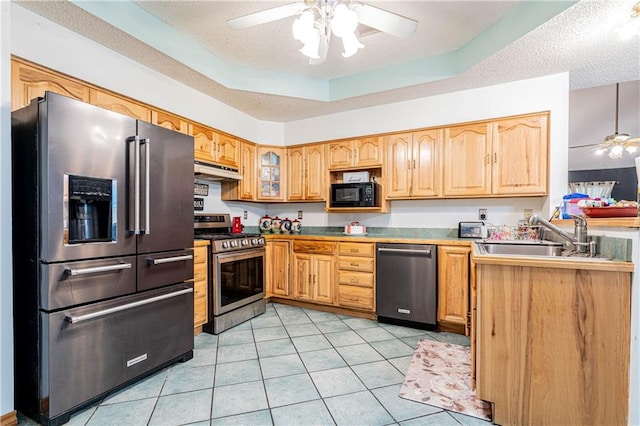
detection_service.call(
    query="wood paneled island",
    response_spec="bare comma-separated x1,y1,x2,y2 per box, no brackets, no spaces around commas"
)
473,249,633,425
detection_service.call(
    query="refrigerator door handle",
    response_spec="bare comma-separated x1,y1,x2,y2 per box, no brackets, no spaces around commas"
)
65,263,132,276
64,288,194,323
127,136,141,235
141,138,151,235
147,254,193,265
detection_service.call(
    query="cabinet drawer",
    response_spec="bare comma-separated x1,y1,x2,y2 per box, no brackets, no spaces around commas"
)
293,240,336,255
338,242,374,257
194,263,207,282
338,256,374,273
337,271,374,287
193,246,208,264
194,279,207,299
337,285,374,310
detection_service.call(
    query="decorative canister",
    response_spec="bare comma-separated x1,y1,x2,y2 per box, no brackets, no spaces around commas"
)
280,217,292,234
271,216,282,234
259,215,272,233
291,219,302,234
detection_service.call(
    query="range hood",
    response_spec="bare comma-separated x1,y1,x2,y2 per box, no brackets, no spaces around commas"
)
194,161,242,181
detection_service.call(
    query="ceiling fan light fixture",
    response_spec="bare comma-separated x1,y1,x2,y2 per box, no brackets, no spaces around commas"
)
299,28,321,59
340,32,364,57
292,10,315,42
617,1,640,40
595,82,640,159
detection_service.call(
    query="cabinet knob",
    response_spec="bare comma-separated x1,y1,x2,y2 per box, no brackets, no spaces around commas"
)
350,262,360,267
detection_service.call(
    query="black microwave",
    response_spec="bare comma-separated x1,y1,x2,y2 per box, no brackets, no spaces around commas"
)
330,182,379,208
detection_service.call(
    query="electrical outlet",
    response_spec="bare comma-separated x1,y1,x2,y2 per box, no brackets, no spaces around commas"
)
243,210,248,220
524,209,533,221
479,208,487,221
298,210,303,220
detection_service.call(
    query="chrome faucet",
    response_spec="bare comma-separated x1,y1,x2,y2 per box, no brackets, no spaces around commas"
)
528,214,596,256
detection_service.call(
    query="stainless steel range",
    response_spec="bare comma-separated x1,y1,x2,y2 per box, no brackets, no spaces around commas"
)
195,214,266,334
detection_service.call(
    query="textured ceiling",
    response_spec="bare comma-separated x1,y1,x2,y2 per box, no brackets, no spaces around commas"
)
13,0,640,122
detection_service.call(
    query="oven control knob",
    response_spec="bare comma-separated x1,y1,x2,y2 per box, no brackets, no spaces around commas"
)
251,238,258,245
222,241,229,249
241,239,249,246
232,240,238,247
258,238,265,245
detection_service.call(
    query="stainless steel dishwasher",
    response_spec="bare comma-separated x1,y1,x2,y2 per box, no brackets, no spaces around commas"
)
376,243,437,327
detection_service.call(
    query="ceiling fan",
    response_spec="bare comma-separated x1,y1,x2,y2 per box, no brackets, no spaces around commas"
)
596,82,640,159
226,0,418,64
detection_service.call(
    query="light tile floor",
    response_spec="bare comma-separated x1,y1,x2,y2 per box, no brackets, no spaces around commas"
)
18,303,492,426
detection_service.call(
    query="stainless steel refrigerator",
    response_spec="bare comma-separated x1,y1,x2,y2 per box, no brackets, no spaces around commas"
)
12,92,195,426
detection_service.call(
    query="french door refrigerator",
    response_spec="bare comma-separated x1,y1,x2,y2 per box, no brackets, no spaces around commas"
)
12,92,195,426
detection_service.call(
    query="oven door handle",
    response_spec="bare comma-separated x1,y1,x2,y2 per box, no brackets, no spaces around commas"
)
147,254,193,265
65,263,132,276
64,288,193,324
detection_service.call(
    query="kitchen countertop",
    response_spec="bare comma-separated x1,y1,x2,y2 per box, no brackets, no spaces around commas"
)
258,227,473,246
471,241,634,272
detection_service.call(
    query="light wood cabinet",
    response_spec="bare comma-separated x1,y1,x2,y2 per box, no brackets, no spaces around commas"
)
443,123,492,196
386,129,443,199
266,239,290,298
328,137,383,170
257,146,286,201
476,262,630,426
437,245,470,334
491,114,548,195
335,242,375,312
11,59,90,111
291,240,335,305
89,88,151,122
216,133,240,168
193,240,210,332
287,144,326,201
151,110,190,134
192,126,240,168
443,113,548,197
238,141,256,200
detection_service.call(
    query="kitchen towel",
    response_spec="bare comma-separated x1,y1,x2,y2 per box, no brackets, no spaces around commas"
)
399,339,492,421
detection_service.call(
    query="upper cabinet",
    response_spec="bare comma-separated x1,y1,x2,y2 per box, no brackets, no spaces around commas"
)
386,129,443,199
216,134,240,169
492,114,548,195
192,125,239,168
443,113,548,197
89,88,151,122
287,144,326,202
192,123,217,163
238,141,256,200
11,59,90,111
443,123,492,196
151,110,190,135
257,146,286,201
328,137,383,170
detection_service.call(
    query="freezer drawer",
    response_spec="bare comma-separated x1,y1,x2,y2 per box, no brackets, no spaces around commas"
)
40,256,137,311
41,283,194,421
137,249,194,291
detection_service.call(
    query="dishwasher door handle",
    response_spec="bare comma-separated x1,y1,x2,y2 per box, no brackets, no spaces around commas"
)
377,247,431,256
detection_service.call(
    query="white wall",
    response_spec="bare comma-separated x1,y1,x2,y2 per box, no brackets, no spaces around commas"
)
10,5,284,146
0,1,13,419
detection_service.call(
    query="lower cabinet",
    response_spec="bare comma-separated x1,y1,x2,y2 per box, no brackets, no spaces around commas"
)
336,242,375,312
266,239,291,297
193,240,209,332
291,240,335,305
437,245,470,334
475,262,631,426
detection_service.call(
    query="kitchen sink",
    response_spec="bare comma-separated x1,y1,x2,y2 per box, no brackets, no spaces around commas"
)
475,240,614,261
475,240,564,257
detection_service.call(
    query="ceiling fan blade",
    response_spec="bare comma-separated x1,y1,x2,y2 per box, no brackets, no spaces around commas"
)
227,3,306,30
352,3,418,39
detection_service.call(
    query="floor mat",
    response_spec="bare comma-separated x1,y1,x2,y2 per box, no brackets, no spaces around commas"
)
399,339,492,421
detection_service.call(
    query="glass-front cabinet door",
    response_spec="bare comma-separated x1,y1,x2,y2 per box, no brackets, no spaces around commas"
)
257,146,285,201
